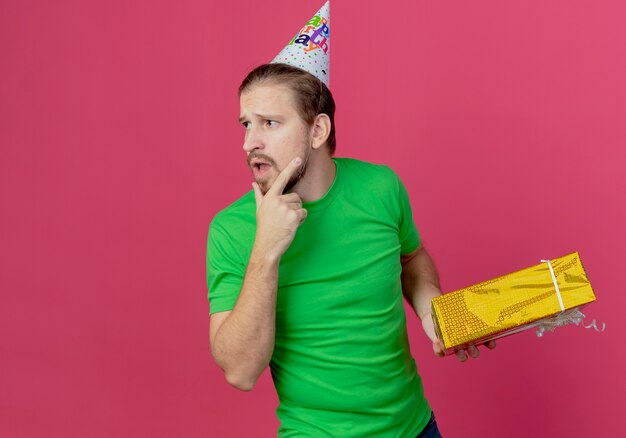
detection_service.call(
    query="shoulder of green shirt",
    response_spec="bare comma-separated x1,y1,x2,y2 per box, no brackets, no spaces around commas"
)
334,157,402,190
209,190,255,229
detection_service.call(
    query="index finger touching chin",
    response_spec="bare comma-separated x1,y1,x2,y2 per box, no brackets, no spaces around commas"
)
267,157,302,195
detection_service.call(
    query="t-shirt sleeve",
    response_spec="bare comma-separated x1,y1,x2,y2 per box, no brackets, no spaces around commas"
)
396,174,421,254
206,220,245,315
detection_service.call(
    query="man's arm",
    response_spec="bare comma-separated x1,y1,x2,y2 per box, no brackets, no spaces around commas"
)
400,245,441,321
400,245,495,361
210,246,280,391
209,158,306,391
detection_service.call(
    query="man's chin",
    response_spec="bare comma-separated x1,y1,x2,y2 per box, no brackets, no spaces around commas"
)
254,177,272,195
253,169,302,195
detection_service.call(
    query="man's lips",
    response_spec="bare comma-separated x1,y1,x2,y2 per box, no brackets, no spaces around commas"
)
252,162,271,177
248,153,275,178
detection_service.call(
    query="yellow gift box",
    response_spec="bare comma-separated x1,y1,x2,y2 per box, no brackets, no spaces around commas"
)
431,251,596,354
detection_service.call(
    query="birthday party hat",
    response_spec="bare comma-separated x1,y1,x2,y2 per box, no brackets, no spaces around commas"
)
271,1,330,87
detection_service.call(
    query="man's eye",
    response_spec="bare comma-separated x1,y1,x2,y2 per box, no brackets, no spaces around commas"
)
266,120,278,127
241,121,250,129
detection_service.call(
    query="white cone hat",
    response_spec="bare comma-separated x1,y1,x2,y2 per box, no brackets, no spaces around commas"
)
271,1,330,87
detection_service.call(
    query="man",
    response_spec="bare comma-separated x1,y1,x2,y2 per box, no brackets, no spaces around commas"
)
207,4,494,436
207,62,495,437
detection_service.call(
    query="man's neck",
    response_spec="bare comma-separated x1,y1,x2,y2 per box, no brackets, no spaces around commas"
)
290,153,336,203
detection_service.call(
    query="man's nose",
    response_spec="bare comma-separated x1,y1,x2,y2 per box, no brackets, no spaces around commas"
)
243,127,264,153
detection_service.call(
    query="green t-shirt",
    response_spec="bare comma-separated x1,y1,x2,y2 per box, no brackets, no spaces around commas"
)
207,157,431,437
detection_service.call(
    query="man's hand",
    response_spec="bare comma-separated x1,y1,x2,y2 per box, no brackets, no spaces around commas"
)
421,312,497,362
252,157,308,261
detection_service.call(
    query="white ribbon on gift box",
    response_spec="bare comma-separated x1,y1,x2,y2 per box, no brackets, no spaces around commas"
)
535,258,605,337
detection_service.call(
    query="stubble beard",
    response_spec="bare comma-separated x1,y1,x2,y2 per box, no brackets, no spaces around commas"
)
283,146,310,193
251,140,312,195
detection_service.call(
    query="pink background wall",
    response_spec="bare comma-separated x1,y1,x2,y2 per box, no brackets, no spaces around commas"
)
2,1,624,436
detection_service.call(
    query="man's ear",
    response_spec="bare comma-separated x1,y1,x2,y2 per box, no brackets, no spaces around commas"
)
310,114,331,150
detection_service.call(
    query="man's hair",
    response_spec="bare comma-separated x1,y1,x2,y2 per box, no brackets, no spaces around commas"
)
238,63,337,155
